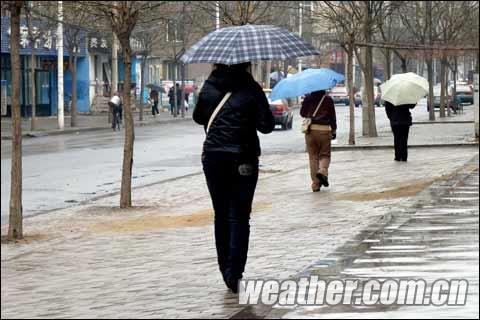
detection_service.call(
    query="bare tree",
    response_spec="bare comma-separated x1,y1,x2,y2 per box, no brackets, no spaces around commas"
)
132,26,161,121
435,1,479,117
4,0,25,240
400,1,443,121
78,1,166,208
312,1,363,145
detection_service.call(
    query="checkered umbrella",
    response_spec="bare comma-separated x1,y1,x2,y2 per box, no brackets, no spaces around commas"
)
181,25,319,65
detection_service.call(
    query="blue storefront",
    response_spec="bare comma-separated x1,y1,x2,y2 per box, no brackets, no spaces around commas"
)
1,16,88,117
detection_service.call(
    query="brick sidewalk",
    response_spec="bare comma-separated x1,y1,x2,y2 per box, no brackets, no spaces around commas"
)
235,157,479,319
1,147,478,319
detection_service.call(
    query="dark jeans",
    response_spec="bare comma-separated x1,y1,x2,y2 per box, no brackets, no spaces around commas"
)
152,101,159,115
392,125,410,161
202,152,259,283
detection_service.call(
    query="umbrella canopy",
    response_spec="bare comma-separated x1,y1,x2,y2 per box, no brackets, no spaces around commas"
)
270,68,345,101
381,73,429,106
146,84,166,93
181,24,319,65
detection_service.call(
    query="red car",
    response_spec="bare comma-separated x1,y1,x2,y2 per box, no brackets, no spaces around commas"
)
264,89,293,130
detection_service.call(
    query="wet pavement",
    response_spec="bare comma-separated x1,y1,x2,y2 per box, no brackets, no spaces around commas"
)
1,147,478,319
235,157,479,319
1,104,476,225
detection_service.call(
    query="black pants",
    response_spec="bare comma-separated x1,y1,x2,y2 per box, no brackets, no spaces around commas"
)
152,101,159,115
202,152,259,283
392,125,410,161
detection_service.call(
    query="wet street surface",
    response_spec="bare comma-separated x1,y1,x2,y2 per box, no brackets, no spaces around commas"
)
235,158,479,319
1,147,478,319
1,104,475,224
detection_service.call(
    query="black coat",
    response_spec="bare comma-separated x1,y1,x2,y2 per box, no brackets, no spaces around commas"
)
193,68,274,157
385,101,415,126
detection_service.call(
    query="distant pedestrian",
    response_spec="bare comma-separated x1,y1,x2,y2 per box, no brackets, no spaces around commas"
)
109,92,122,131
150,89,160,116
193,63,274,293
300,90,337,192
385,101,415,162
175,83,182,114
184,92,190,113
168,86,175,115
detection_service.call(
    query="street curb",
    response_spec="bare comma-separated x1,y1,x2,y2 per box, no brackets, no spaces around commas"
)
331,142,479,151
413,120,474,125
0,117,193,140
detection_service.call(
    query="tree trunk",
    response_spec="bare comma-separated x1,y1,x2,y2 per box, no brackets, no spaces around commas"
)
356,47,369,137
362,3,377,137
439,57,446,118
400,56,408,73
283,60,291,108
384,49,392,80
120,41,134,208
110,33,118,124
173,62,177,117
446,63,451,117
139,57,145,122
181,62,185,118
57,0,64,129
265,60,271,89
8,1,23,241
452,56,458,113
426,1,435,121
30,51,37,131
70,54,78,127
346,45,355,145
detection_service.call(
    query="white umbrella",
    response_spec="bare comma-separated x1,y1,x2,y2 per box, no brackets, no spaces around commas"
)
381,73,429,106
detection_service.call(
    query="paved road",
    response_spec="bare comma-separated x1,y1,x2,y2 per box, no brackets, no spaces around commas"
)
0,102,472,224
0,105,387,224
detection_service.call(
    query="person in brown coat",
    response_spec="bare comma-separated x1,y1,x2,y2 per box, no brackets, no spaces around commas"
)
300,90,337,192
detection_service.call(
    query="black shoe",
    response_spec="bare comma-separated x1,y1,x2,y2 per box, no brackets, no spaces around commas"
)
225,278,239,294
316,173,329,187
395,158,401,161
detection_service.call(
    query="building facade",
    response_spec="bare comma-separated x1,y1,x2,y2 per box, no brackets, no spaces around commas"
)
1,16,89,117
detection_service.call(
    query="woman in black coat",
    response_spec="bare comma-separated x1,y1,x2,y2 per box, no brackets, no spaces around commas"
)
193,63,274,293
385,101,415,162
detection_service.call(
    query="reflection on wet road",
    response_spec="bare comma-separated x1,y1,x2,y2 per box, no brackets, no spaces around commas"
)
246,162,479,319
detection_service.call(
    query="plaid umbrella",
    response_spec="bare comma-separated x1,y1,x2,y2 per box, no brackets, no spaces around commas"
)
181,24,319,65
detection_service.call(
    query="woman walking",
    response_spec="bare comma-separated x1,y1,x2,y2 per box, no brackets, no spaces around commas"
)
193,63,274,293
300,90,337,192
385,101,415,162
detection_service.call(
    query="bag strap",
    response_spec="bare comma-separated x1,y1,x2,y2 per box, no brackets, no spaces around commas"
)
207,92,232,133
310,94,327,118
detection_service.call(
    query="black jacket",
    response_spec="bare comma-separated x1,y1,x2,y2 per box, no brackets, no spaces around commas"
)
193,69,274,157
385,101,415,126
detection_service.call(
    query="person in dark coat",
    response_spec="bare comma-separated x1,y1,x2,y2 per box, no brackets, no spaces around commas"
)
300,90,337,192
193,63,274,293
168,86,175,115
150,89,160,116
385,101,415,162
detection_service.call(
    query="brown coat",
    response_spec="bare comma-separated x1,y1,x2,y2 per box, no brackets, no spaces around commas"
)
300,91,337,132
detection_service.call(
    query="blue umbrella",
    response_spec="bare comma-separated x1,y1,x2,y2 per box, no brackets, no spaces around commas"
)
270,68,345,100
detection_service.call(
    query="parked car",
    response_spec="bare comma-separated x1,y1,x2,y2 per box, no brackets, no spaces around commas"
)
453,84,474,105
264,89,293,130
329,86,349,105
354,85,383,107
427,85,456,111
